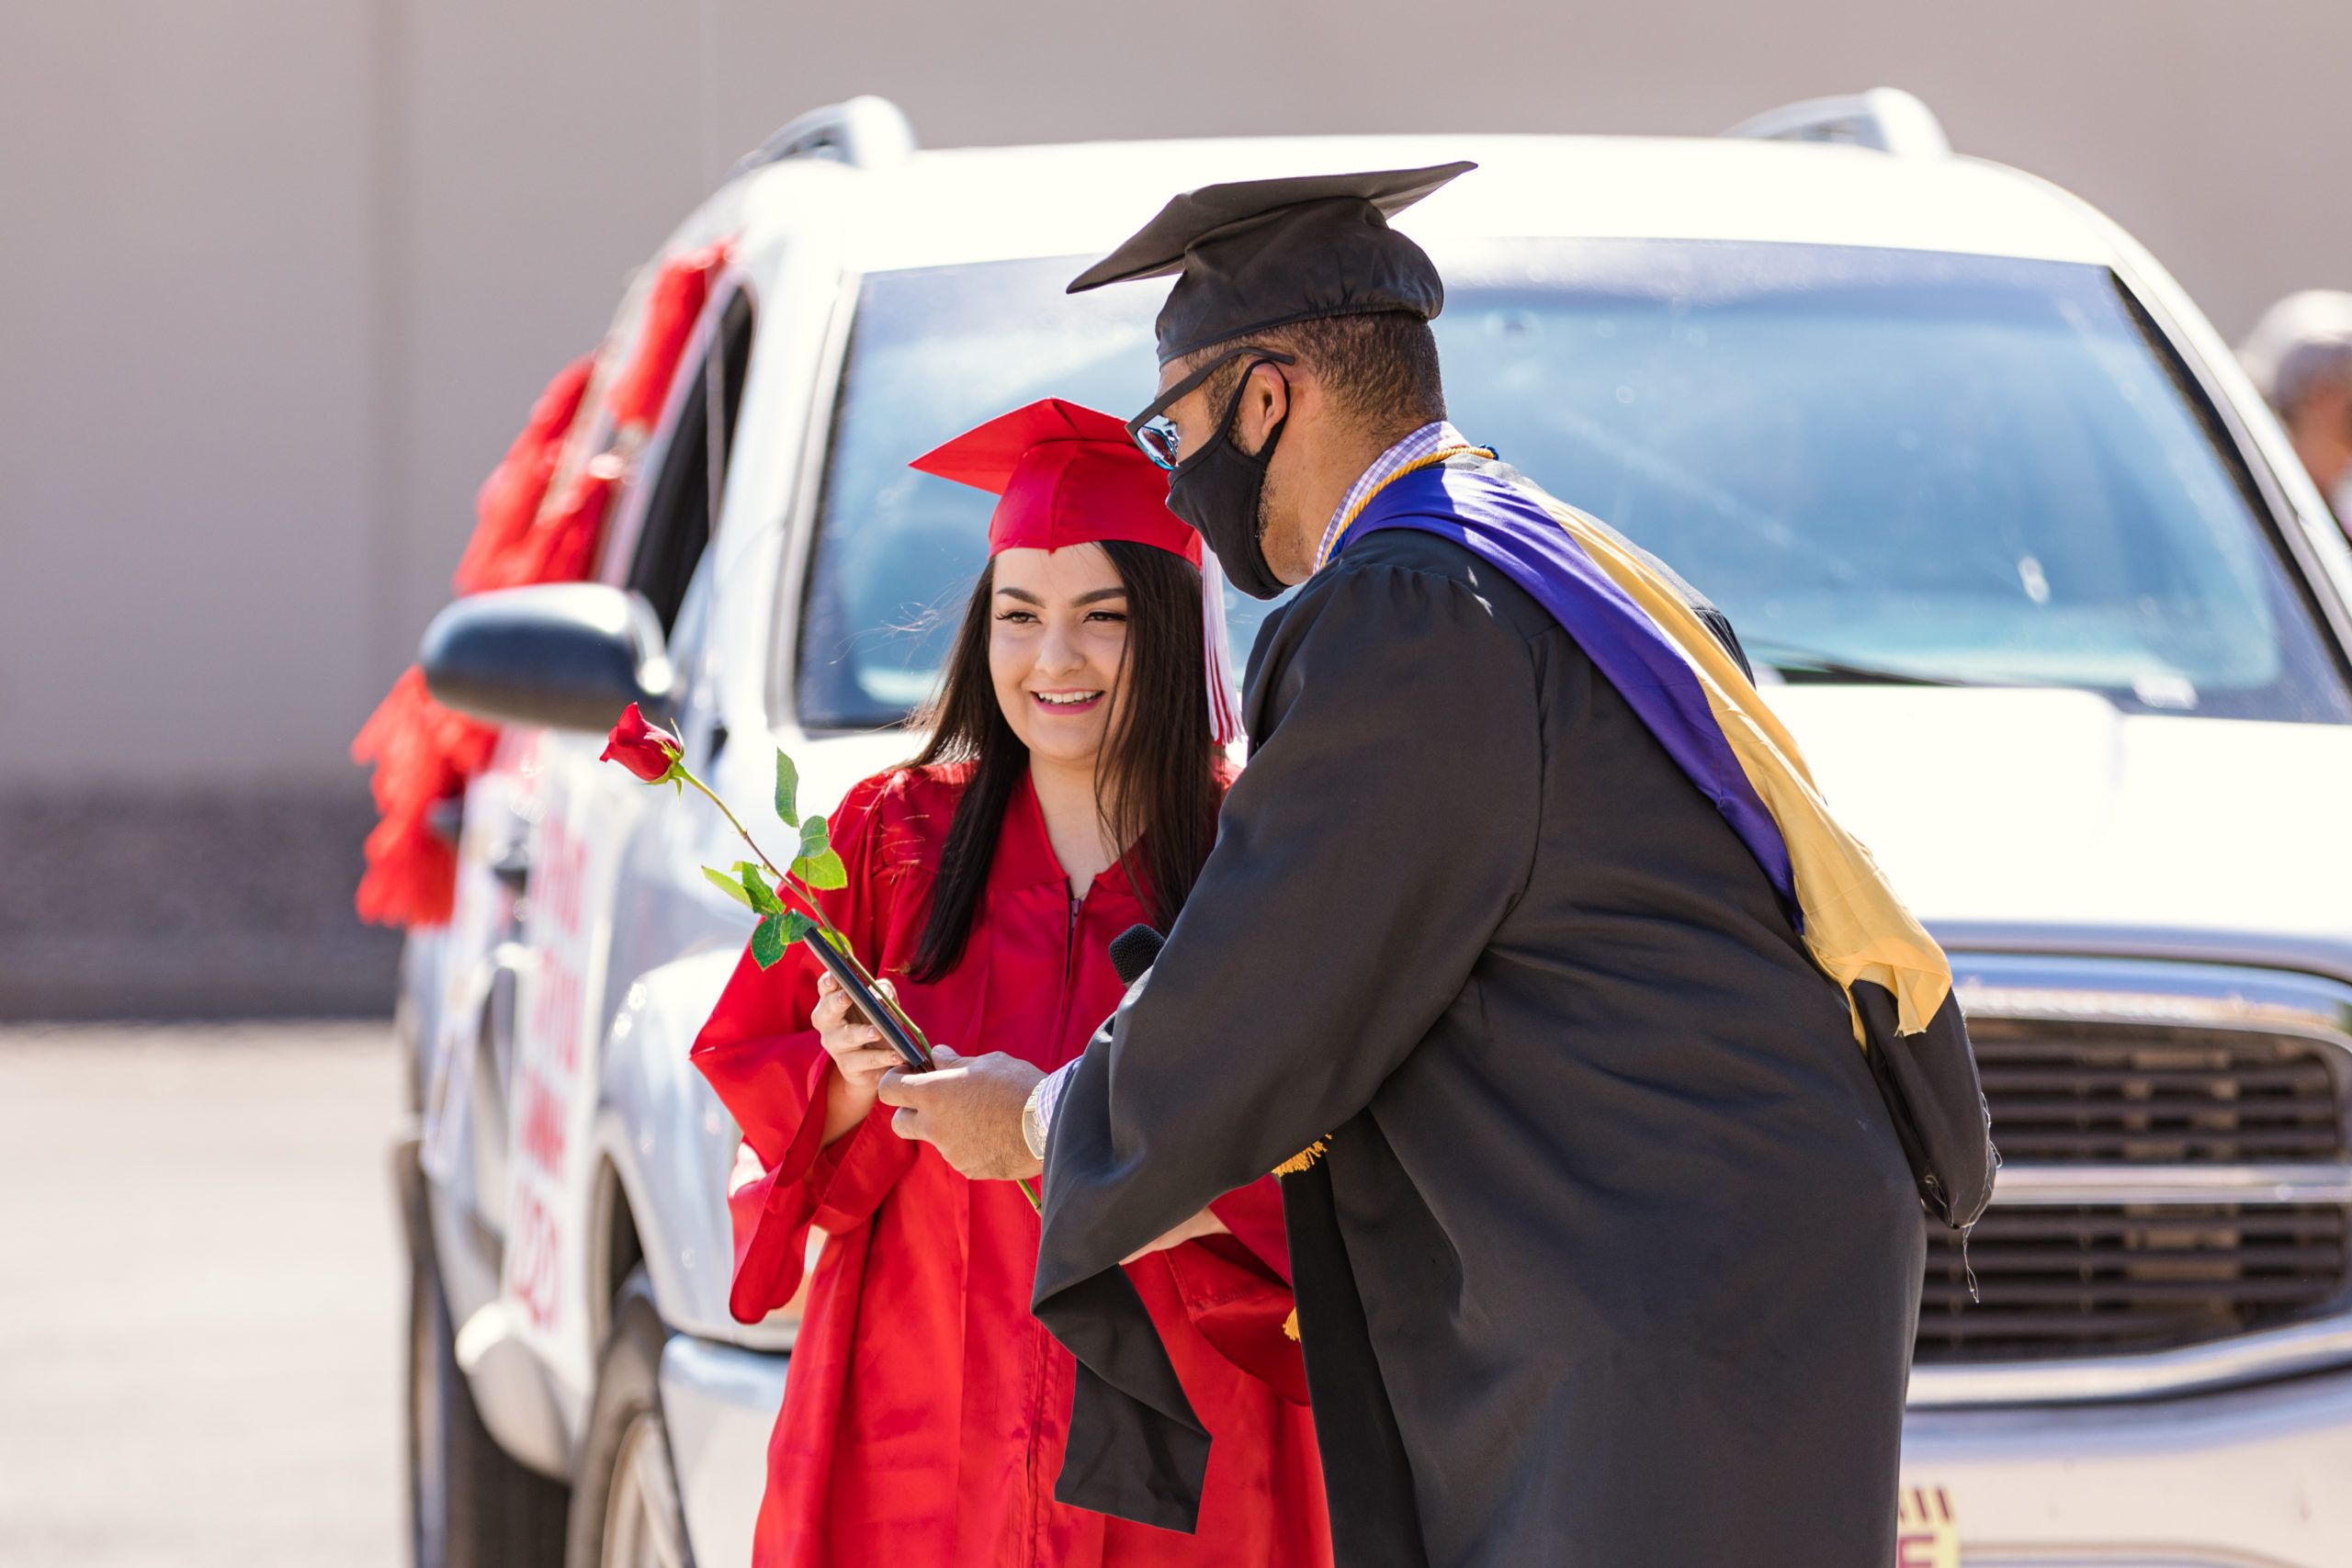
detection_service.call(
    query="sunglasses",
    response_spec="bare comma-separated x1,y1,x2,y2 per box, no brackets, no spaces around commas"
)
1125,347,1297,470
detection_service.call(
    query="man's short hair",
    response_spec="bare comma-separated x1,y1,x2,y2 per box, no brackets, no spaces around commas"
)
1191,310,1446,440
2240,290,2352,417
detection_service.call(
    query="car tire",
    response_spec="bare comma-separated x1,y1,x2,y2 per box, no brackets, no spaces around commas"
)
408,1223,570,1568
564,1269,696,1568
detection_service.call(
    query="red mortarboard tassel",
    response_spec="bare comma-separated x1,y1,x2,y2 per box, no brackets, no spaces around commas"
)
1199,546,1246,750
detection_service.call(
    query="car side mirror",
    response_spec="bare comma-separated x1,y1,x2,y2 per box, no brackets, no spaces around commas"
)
420,583,675,733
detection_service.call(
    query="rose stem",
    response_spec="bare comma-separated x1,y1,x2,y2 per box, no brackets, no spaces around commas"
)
679,767,930,1048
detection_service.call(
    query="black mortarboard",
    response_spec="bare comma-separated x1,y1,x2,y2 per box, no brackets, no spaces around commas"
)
1069,162,1476,364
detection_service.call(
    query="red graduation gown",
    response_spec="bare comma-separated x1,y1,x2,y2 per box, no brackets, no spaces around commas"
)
693,765,1329,1568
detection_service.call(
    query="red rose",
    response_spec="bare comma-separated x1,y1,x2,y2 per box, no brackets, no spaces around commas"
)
602,703,683,783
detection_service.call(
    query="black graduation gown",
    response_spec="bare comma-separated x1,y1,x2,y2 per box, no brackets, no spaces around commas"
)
1034,519,1925,1568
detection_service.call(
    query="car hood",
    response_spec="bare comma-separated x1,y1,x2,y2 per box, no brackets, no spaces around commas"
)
1768,686,2352,948
796,690,2350,953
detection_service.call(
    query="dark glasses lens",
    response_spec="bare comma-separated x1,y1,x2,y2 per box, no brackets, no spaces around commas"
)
1125,347,1295,470
1135,418,1181,469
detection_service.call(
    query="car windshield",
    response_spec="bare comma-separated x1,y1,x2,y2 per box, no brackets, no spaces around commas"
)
797,242,2351,728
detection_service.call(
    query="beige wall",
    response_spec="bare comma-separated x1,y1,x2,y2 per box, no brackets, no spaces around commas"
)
7,0,2349,787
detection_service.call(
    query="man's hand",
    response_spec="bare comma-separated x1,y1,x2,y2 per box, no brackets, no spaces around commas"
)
878,1047,1046,1181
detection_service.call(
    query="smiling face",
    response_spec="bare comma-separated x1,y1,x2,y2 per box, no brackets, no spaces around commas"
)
988,544,1133,774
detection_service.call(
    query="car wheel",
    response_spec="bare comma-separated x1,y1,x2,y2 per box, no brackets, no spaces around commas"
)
565,1269,695,1568
408,1223,570,1568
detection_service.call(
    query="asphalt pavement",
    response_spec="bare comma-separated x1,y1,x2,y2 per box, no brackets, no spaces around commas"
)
0,1023,404,1568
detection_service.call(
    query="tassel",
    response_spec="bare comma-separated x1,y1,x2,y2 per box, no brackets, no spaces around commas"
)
1282,1309,1299,1342
1198,545,1246,751
1272,1139,1329,1178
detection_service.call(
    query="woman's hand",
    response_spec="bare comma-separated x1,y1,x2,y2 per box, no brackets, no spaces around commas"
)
816,970,902,1145
1121,1207,1230,1265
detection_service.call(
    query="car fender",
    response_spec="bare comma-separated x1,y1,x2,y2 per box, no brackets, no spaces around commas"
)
397,928,447,1114
592,945,791,1350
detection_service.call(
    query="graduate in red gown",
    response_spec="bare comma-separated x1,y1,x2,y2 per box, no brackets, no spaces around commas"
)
691,399,1329,1568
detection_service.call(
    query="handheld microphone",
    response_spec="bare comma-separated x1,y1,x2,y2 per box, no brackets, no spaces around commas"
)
1107,923,1166,987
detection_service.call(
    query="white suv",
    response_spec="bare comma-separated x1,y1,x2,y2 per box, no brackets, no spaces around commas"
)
396,91,2352,1568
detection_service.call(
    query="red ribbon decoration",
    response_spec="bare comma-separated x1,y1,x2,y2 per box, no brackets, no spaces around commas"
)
351,241,732,926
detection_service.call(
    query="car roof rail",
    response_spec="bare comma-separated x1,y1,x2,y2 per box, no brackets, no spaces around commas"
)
729,95,916,180
1721,86,1951,157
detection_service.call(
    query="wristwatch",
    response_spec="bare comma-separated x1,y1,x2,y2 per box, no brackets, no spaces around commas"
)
1022,1077,1053,1161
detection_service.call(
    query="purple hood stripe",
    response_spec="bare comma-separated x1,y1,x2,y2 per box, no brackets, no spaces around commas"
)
1347,464,1802,926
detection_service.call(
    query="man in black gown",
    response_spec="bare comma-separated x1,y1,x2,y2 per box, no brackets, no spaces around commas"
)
882,164,1948,1567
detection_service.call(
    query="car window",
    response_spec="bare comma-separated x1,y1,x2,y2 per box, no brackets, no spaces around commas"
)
796,245,2350,728
794,262,1276,727
1444,240,2348,722
627,287,755,636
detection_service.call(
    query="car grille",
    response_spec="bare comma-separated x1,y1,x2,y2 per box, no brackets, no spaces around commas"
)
1918,1202,2347,1360
1965,1018,2346,1164
1917,1017,2351,1365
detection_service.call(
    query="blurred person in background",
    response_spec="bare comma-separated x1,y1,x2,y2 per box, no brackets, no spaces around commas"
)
2241,289,2352,527
690,399,1327,1568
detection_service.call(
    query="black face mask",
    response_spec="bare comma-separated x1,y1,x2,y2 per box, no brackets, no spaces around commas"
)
1165,367,1290,600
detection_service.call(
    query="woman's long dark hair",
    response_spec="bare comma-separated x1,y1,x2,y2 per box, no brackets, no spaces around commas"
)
906,539,1222,982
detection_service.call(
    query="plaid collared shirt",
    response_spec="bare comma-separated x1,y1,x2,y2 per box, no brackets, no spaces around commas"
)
1313,419,1467,570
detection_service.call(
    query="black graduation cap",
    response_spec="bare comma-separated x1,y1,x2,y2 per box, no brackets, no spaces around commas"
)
1069,162,1476,364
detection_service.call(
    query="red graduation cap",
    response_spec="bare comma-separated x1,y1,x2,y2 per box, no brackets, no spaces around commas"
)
910,397,1202,565
911,398,1243,746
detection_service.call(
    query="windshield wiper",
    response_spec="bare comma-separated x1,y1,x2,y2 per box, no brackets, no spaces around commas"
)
1742,640,1984,688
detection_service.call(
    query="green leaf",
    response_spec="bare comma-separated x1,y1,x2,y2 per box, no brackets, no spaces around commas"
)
750,913,788,969
781,909,820,945
702,865,755,909
798,847,848,891
798,815,830,861
774,750,799,829
735,862,784,915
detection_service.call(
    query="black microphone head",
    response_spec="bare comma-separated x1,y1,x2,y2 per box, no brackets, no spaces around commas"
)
1108,923,1166,987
